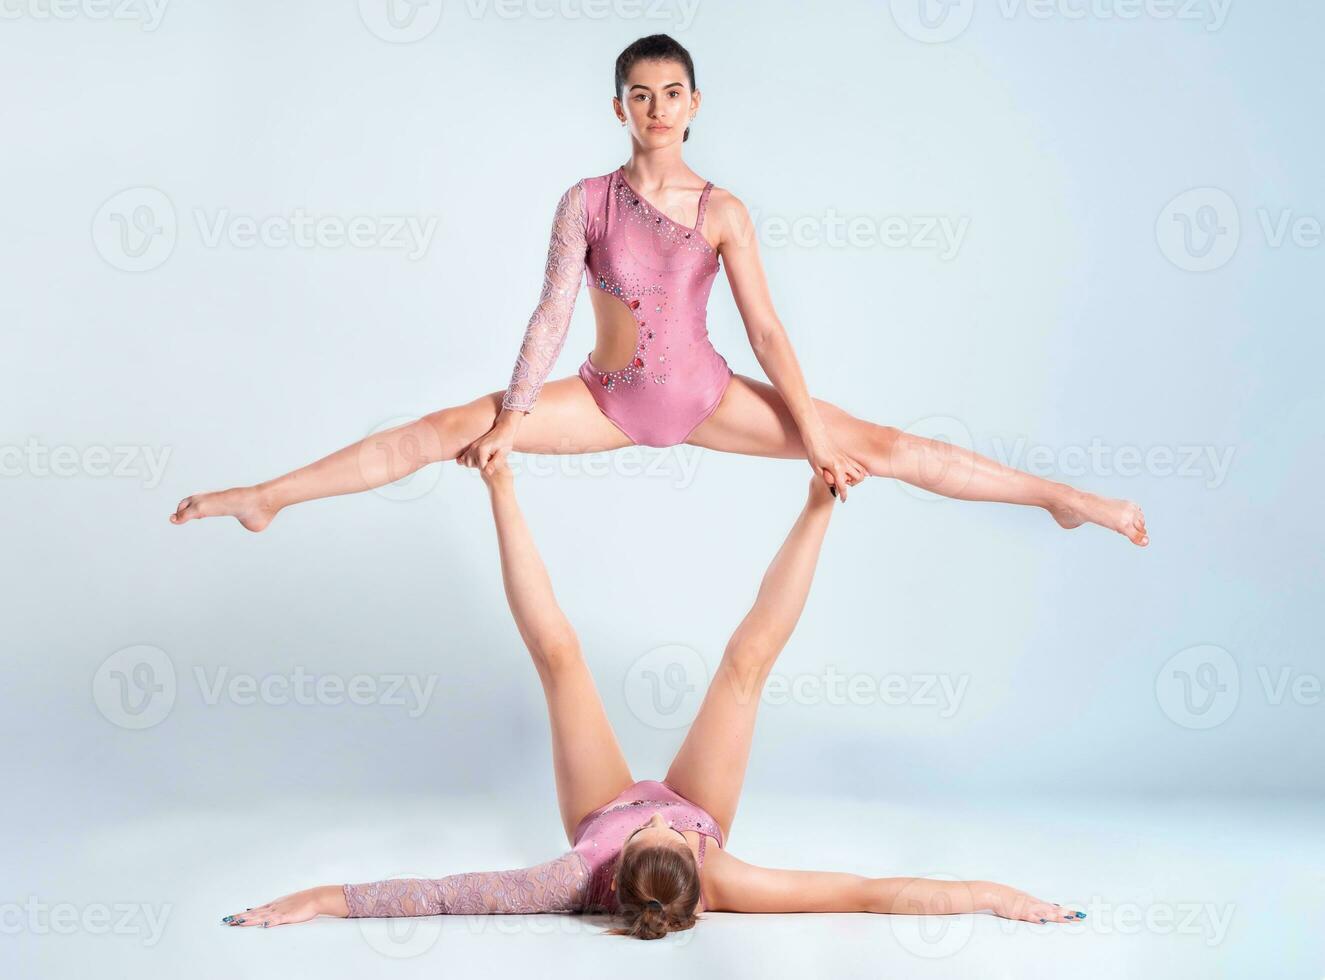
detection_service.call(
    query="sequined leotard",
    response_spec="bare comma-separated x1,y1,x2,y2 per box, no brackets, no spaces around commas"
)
341,780,724,917
502,167,733,448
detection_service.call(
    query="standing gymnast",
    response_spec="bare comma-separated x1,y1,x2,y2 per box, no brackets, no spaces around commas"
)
222,459,1083,938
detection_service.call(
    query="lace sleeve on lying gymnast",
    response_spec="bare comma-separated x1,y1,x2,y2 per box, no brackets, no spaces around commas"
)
341,851,589,917
502,180,588,414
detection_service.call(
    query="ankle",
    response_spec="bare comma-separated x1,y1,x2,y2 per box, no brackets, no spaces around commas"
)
1044,481,1077,511
253,481,283,515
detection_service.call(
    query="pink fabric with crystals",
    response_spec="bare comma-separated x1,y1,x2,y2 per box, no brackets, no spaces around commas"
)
570,779,724,914
340,780,722,918
502,167,733,447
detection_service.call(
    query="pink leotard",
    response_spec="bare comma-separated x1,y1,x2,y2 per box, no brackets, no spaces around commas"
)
341,780,723,918
502,167,733,448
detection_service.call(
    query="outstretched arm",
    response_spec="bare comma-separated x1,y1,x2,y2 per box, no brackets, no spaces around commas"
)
222,852,590,927
702,849,1080,923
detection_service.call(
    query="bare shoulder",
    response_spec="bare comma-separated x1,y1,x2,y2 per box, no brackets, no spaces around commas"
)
697,845,750,911
703,185,753,253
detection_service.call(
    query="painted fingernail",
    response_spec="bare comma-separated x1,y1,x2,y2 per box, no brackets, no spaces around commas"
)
222,916,232,923
1039,918,1046,923
1075,911,1086,918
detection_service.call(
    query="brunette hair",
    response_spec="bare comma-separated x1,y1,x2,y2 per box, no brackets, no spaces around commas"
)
606,842,702,940
614,34,698,142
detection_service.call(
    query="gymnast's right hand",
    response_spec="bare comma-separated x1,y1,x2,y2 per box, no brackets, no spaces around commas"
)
477,448,513,487
459,413,518,473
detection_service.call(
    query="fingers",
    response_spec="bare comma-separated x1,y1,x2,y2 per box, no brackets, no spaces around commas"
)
827,463,849,502
222,901,305,928
1021,897,1084,925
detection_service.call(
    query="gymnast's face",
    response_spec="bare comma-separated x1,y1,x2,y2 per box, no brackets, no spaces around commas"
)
616,59,699,146
622,811,689,855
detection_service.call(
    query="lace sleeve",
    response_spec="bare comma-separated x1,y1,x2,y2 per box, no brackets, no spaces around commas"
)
341,851,589,917
502,180,588,414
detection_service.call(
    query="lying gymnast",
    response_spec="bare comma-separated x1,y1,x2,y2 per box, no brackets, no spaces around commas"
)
222,459,1083,938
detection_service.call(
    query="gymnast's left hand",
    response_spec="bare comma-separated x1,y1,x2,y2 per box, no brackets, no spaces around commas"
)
222,885,345,928
803,430,867,502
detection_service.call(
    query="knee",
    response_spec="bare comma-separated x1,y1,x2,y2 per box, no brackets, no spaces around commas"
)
418,406,478,462
531,635,584,677
723,633,780,682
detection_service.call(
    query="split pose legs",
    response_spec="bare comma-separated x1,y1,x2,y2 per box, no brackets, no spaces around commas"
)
170,373,1147,546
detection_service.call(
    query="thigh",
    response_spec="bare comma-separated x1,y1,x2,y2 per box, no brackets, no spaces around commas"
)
662,653,771,844
448,376,635,456
686,374,881,466
537,652,636,845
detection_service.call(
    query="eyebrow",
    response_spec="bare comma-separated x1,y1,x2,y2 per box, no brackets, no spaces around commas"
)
628,82,686,92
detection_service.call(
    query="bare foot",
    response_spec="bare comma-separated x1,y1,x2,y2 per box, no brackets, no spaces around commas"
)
1048,487,1148,546
170,486,278,532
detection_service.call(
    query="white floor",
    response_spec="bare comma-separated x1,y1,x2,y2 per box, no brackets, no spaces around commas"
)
8,791,1320,979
